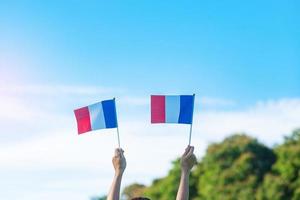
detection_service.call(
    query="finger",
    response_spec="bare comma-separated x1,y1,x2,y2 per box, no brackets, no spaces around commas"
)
193,156,197,166
186,146,194,157
115,148,121,156
183,146,191,156
191,154,197,163
114,148,119,156
183,149,189,157
120,149,125,157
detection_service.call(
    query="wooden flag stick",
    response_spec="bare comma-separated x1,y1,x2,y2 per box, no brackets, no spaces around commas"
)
117,126,121,148
188,94,196,146
188,123,193,146
113,97,121,148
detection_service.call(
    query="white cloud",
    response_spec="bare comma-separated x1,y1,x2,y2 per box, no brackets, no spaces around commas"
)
193,98,300,145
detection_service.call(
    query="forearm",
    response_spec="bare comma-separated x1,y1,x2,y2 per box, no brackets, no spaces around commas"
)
176,170,190,200
107,173,123,200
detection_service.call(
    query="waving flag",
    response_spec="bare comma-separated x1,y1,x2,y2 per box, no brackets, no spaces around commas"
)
74,99,118,134
151,95,195,124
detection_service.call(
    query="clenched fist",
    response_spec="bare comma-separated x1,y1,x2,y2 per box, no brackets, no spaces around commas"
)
112,148,126,175
180,146,197,173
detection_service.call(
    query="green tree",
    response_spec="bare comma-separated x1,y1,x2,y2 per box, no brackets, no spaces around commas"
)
122,183,147,200
144,159,181,200
257,129,300,200
121,130,300,200
194,134,275,200
144,159,197,200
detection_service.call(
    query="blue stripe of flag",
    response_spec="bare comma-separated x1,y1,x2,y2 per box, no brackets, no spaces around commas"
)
102,99,118,128
178,95,194,124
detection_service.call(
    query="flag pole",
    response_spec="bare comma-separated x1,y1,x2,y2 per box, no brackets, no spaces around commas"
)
117,126,121,148
113,98,121,148
188,123,193,146
188,94,195,146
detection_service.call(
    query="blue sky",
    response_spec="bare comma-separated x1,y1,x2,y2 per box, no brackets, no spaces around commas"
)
1,0,299,104
0,1,300,200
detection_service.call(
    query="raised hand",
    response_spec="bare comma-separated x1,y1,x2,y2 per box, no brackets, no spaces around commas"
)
112,148,126,175
107,148,126,200
176,146,197,200
180,145,197,173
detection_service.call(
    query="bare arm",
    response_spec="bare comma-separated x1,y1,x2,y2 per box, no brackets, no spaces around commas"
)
176,146,197,200
107,148,126,200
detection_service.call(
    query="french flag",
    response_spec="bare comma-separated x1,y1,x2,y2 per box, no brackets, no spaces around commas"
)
74,99,118,134
151,95,195,124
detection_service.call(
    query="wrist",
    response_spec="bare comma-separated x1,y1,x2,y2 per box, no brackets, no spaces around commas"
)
181,168,190,175
115,171,124,177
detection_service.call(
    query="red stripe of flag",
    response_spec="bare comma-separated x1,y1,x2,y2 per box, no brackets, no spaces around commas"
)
151,95,166,123
74,106,92,134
